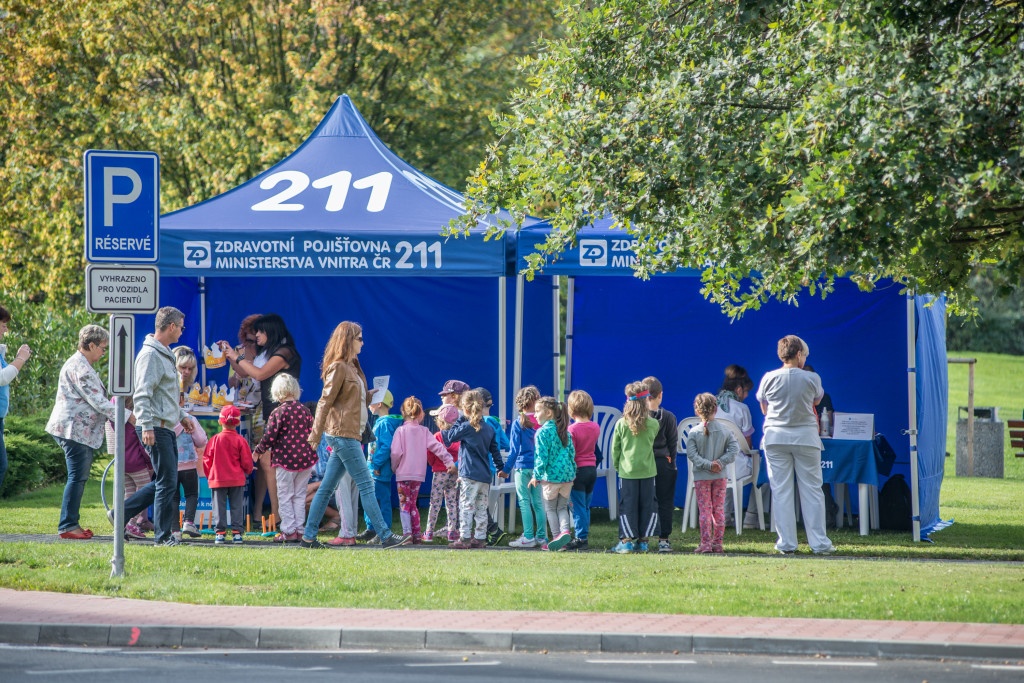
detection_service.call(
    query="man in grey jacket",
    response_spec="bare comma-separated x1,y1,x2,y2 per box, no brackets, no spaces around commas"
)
121,307,194,546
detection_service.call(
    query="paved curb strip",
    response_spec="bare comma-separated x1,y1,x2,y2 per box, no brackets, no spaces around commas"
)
259,627,341,650
2,623,1021,661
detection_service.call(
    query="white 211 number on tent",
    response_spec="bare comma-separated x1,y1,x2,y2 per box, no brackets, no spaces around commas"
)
251,170,392,213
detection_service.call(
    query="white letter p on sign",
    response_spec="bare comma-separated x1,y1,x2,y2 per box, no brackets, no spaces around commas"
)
103,167,142,226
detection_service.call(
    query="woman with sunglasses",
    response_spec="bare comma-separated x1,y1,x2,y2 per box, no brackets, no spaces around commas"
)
302,321,408,549
45,325,117,539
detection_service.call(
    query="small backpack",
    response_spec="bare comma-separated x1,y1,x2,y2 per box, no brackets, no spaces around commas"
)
878,473,913,531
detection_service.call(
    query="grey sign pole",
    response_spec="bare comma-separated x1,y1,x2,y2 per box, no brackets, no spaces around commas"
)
107,313,134,578
110,395,126,578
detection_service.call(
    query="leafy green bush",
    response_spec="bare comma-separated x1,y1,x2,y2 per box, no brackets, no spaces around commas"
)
1,413,67,498
0,294,104,415
947,269,1024,356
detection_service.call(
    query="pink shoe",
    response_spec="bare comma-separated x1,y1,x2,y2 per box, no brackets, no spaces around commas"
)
694,544,712,554
124,522,146,539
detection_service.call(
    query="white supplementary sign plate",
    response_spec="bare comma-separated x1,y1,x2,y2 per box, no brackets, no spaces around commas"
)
832,412,875,441
86,264,160,314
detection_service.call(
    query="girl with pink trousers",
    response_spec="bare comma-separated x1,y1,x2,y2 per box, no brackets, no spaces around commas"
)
391,396,456,543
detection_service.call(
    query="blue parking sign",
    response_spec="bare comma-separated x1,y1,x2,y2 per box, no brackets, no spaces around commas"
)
84,150,159,263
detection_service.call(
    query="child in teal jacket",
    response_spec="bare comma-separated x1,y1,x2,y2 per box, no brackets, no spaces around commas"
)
530,396,576,551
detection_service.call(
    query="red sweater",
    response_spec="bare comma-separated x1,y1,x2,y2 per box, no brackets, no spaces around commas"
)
202,428,254,488
429,431,460,473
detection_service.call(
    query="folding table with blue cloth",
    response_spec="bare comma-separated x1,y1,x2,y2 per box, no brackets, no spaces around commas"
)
756,434,897,535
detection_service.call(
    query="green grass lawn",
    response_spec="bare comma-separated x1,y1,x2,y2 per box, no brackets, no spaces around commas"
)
1,349,1022,624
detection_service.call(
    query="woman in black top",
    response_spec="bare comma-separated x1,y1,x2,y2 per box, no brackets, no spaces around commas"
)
223,313,301,520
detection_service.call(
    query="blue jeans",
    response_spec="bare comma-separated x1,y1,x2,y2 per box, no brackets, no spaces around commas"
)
363,479,393,535
53,437,95,532
570,465,597,540
0,417,8,495
304,435,393,542
123,426,178,543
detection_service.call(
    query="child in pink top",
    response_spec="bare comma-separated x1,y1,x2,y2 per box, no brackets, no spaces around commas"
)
391,396,456,543
567,389,601,550
425,404,461,542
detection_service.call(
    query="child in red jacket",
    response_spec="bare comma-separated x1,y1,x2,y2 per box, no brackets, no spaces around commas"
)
202,405,254,545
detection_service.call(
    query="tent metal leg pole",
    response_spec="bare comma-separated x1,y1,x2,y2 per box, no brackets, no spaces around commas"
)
199,276,207,387
565,277,575,396
514,274,524,399
553,277,561,400
498,277,507,426
907,291,921,542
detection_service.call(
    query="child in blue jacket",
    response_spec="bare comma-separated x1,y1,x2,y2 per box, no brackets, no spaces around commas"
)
360,390,403,542
501,385,545,548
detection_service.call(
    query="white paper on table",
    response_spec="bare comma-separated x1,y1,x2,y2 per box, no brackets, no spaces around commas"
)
832,412,875,440
370,375,390,404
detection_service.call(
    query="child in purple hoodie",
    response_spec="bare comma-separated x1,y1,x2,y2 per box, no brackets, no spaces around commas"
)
104,396,153,539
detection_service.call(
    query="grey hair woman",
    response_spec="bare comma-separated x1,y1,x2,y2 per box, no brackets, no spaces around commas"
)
755,334,835,555
45,324,117,539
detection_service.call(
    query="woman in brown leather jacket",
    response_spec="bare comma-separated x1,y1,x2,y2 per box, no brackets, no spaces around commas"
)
300,321,409,550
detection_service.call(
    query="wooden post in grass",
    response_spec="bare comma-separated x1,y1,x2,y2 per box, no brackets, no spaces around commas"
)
948,357,977,475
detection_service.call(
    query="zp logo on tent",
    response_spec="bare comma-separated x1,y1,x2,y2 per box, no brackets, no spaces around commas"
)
579,239,607,267
184,241,211,268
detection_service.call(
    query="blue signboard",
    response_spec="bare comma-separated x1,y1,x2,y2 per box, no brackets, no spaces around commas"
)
84,150,160,263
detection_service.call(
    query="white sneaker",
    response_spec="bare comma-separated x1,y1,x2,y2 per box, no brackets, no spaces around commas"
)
508,535,538,548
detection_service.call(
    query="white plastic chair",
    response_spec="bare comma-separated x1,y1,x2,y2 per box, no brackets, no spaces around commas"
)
678,417,702,534
680,416,759,535
488,448,517,534
719,418,765,532
592,405,623,520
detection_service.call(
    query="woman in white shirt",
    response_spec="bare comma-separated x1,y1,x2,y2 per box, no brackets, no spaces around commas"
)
756,336,835,555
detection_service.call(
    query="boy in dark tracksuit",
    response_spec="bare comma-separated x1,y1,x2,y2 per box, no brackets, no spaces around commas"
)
645,377,679,553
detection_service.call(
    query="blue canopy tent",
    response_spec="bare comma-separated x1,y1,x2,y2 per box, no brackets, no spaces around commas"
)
151,95,556,430
517,218,949,541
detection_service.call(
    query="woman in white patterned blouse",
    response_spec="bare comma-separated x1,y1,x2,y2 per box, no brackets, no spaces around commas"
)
45,325,116,539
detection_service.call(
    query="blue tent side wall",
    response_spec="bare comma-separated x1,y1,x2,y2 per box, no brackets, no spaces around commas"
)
569,275,913,509
915,295,949,537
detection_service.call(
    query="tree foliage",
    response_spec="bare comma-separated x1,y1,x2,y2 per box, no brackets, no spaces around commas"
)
452,0,1024,317
0,0,556,308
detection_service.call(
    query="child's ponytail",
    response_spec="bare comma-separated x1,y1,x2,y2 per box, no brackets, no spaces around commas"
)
461,390,485,432
622,381,651,436
536,396,570,446
694,392,718,435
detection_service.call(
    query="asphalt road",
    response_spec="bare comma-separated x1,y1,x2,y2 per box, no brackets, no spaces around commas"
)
2,645,1022,682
